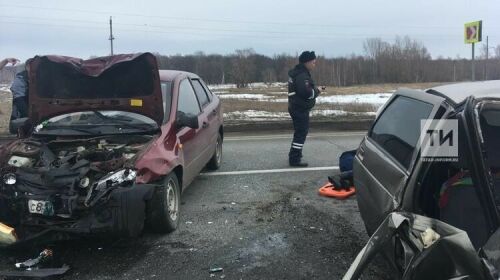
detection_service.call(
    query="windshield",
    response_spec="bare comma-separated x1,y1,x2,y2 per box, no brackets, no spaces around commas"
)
34,110,158,135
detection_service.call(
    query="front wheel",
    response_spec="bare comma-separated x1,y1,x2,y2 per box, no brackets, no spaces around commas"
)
206,133,223,170
146,172,181,233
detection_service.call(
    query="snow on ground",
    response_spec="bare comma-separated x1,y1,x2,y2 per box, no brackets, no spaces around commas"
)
217,94,273,100
221,92,393,106
273,93,392,104
224,109,375,121
209,82,286,91
0,84,10,92
316,93,392,105
224,110,288,120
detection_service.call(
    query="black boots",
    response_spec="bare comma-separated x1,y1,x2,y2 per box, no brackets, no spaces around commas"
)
289,161,308,167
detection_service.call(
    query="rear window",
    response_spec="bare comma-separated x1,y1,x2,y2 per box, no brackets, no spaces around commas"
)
369,96,434,169
35,56,155,99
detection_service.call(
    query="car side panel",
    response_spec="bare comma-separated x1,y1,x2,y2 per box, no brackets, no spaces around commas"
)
177,125,204,186
204,94,221,158
354,138,404,234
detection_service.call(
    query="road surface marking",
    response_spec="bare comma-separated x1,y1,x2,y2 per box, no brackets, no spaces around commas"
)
225,132,366,141
200,166,339,176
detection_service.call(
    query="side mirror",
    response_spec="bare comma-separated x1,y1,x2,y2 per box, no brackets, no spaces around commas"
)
176,112,199,129
9,118,31,138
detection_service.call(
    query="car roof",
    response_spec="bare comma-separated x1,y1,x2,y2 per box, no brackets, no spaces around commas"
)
427,80,500,105
158,70,200,82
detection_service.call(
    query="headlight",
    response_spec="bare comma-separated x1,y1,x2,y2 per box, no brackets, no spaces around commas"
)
8,156,34,168
3,173,17,185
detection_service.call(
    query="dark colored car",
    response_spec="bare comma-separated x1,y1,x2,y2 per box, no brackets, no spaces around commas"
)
344,81,500,279
0,53,223,246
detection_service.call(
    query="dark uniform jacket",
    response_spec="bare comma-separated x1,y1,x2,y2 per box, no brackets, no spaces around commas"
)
287,64,320,111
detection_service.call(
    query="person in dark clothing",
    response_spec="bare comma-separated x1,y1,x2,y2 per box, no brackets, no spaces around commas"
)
287,51,321,167
9,63,29,134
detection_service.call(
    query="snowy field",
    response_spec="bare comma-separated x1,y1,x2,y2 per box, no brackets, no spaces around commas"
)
209,83,394,121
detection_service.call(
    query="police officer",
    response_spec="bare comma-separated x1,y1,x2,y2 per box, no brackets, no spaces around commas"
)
287,51,321,167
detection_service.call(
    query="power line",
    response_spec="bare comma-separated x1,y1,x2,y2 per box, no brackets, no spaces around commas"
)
1,3,462,30
0,14,465,38
0,19,468,40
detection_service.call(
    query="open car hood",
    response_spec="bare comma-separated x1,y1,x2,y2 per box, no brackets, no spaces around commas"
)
28,53,164,126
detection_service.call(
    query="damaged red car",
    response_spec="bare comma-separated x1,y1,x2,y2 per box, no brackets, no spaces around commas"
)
0,53,223,246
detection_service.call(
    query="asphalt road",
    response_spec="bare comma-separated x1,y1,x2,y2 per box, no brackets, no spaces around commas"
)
0,131,391,280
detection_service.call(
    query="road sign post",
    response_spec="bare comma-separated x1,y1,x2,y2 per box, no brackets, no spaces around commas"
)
472,42,475,81
464,20,482,81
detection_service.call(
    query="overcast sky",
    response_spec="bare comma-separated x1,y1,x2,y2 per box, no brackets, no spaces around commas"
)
0,0,498,61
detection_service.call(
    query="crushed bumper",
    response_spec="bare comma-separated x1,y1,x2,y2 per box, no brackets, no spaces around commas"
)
0,183,156,247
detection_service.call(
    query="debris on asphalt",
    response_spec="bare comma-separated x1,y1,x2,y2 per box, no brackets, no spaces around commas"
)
0,249,71,278
0,222,18,245
0,265,70,278
15,249,53,269
209,267,224,273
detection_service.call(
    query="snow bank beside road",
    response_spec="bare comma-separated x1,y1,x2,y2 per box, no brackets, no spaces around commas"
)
316,93,392,105
209,82,286,91
218,94,273,100
224,109,376,121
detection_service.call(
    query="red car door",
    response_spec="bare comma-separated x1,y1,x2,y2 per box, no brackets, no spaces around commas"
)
191,78,219,156
176,78,206,186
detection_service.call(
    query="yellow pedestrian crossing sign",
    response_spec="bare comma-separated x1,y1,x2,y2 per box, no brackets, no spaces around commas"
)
464,21,482,44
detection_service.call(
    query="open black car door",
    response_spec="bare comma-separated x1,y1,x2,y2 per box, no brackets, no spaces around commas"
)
354,90,445,235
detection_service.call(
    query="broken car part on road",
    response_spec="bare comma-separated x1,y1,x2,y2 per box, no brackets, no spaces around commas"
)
343,212,499,280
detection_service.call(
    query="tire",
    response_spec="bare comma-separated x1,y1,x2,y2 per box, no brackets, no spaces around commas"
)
206,133,223,170
146,172,181,233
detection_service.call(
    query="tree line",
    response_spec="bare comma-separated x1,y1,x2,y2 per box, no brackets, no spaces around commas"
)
155,36,500,87
1,36,500,87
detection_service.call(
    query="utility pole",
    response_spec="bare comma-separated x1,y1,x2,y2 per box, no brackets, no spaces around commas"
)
109,16,115,55
453,61,456,82
485,35,489,80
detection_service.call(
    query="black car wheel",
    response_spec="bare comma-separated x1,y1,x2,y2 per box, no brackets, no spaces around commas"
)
146,172,180,233
206,133,222,170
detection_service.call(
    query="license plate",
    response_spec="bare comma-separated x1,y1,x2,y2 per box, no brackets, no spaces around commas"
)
28,200,54,216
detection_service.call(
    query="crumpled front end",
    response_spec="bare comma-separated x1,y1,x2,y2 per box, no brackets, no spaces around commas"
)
343,212,489,280
0,135,158,246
